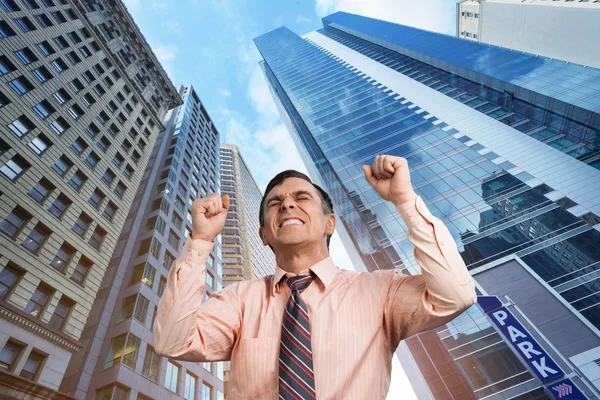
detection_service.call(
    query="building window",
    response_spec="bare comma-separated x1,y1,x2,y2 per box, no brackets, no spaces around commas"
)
48,193,71,218
50,242,75,272
67,103,84,120
165,361,179,392
202,383,212,400
142,346,160,382
184,372,196,400
29,178,55,203
33,100,55,120
163,251,175,271
0,20,17,38
150,306,157,332
0,264,22,300
70,77,84,92
71,137,88,155
19,350,46,381
23,222,51,253
104,333,141,370
72,212,91,237
84,150,101,169
52,155,73,177
0,0,21,12
52,10,67,24
15,17,37,32
114,181,126,198
8,76,34,95
53,35,68,49
28,134,52,156
0,56,15,75
36,40,55,56
157,276,167,297
117,294,149,325
68,170,87,191
8,115,34,138
0,206,31,238
70,257,91,285
168,230,180,249
86,123,100,138
0,340,24,372
96,386,129,400
88,189,105,209
88,226,106,250
97,136,111,152
35,13,53,28
50,117,70,135
32,66,52,83
24,284,53,319
52,88,71,104
206,272,213,289
129,262,155,288
48,296,73,331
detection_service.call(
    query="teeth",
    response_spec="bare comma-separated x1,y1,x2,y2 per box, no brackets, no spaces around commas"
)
281,219,303,227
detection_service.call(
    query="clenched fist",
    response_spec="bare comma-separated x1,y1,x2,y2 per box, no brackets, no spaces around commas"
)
362,155,417,206
191,193,230,242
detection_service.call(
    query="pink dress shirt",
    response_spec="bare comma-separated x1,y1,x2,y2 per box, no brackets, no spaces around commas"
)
154,195,477,399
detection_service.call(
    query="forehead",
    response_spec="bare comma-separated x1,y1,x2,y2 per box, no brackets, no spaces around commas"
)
267,177,318,198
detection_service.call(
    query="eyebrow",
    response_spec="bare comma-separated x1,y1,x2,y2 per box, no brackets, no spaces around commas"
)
266,190,314,205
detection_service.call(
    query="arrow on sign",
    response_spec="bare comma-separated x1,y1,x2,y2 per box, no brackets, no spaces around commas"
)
553,383,573,398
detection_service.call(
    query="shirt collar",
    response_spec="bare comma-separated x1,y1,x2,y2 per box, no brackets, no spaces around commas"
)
271,256,338,297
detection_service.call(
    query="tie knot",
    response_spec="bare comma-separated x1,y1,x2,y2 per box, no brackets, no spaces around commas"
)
285,274,315,293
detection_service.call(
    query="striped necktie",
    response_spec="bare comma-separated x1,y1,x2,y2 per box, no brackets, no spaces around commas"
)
279,274,316,399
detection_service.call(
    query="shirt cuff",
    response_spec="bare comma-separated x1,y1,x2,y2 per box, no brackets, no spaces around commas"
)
176,235,215,272
395,195,435,229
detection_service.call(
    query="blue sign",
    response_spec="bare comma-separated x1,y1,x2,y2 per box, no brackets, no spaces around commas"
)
548,378,588,400
487,306,563,383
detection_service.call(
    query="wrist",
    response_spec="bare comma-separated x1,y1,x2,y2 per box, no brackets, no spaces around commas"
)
392,191,417,207
191,231,214,242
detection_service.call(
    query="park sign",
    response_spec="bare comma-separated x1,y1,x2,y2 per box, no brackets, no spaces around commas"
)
476,296,589,399
488,305,563,383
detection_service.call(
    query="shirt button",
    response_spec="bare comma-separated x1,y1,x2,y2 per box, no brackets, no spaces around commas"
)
197,251,203,256
407,211,413,217
440,241,445,246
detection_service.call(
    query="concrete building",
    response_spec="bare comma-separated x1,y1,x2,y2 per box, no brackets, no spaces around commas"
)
219,143,275,287
0,0,179,398
457,0,600,68
219,143,275,398
59,84,225,400
254,11,600,399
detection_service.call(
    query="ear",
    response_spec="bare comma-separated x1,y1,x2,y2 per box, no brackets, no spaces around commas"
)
259,226,268,246
325,213,336,235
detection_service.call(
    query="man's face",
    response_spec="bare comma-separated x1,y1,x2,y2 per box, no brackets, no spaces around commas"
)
259,177,335,251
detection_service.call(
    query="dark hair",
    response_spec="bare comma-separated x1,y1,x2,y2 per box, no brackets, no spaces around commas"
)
259,170,334,250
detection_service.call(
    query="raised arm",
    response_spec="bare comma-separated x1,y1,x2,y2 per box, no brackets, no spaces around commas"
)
153,193,241,361
363,155,477,350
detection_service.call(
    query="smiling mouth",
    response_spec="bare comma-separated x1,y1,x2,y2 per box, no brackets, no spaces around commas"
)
279,218,305,228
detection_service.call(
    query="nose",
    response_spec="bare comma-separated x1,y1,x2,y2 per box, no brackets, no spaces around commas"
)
281,198,295,210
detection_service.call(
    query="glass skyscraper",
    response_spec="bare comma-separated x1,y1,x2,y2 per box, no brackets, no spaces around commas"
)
254,12,600,399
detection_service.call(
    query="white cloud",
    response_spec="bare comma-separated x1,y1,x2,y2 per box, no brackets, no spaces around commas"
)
164,19,183,36
296,14,313,24
151,0,169,11
315,0,457,35
151,43,179,80
219,88,232,98
122,0,140,11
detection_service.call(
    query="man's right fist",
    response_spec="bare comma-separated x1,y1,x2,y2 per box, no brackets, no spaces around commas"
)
191,193,230,242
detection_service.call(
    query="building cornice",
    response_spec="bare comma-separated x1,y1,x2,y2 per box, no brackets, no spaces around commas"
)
0,303,82,353
0,371,76,400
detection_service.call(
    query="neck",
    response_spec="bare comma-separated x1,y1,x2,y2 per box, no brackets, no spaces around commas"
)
274,243,329,275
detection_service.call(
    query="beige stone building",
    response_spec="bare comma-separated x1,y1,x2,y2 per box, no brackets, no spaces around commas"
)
0,0,180,398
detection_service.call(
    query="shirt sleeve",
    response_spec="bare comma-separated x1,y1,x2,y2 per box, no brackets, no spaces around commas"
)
383,195,477,350
153,236,242,362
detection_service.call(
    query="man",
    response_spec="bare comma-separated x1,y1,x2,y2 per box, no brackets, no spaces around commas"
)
154,154,476,399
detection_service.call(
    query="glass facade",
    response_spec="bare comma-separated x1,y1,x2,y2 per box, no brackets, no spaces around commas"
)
254,13,600,399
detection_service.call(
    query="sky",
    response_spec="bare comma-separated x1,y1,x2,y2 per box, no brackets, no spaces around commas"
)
122,0,461,397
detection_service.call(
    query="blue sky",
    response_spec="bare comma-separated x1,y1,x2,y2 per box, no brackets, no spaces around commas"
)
123,1,461,396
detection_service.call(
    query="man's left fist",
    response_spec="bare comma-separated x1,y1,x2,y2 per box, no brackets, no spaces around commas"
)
362,155,417,206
